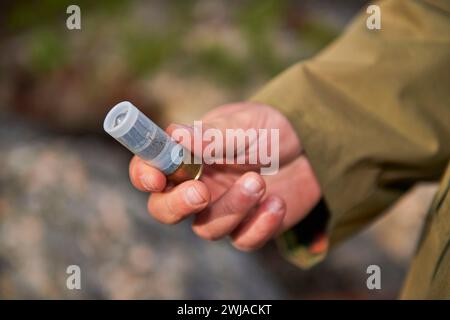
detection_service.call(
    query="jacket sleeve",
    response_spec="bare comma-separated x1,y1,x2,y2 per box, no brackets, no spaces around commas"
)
250,0,450,268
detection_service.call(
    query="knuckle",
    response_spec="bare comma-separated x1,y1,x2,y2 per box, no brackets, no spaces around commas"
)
147,196,183,225
163,196,177,216
220,198,241,215
162,197,184,224
232,240,258,252
162,215,183,225
192,225,221,241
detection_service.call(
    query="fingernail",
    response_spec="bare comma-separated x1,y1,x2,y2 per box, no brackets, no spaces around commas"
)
267,198,283,214
185,186,205,206
140,175,155,190
242,177,263,195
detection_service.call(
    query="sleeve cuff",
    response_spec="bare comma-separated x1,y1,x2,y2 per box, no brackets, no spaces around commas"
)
276,199,330,269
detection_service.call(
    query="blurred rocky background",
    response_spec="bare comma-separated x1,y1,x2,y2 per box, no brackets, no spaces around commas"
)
0,0,437,299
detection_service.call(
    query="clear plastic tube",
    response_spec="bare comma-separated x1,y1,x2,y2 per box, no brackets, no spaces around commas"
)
104,101,185,175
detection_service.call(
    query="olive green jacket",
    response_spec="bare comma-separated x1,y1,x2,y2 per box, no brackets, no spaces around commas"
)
251,0,450,299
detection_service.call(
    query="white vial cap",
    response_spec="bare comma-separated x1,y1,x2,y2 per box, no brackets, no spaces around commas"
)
103,101,139,138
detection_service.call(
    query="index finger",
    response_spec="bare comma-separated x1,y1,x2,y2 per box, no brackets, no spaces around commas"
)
129,156,167,192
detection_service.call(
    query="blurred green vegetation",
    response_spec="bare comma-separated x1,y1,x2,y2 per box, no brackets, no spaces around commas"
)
5,0,126,30
122,30,179,77
237,0,288,76
190,44,249,87
2,0,340,90
28,28,68,74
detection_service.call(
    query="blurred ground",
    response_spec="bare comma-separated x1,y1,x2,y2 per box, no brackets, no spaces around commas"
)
0,0,438,299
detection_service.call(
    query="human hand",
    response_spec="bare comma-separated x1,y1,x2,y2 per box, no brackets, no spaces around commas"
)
129,102,321,251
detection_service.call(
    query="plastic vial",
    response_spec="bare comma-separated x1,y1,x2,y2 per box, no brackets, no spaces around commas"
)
103,101,202,183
